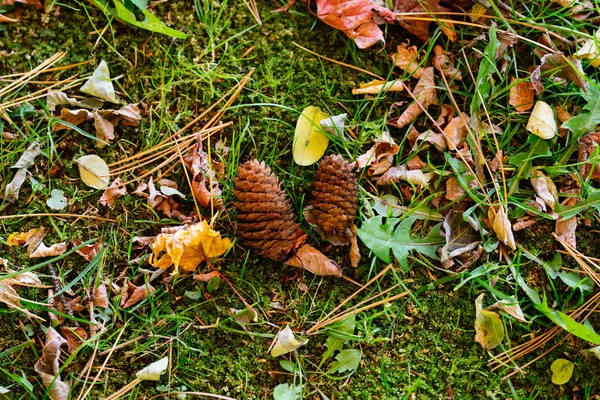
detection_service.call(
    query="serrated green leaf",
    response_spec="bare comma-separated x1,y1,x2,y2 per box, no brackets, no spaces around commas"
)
562,83,600,136
273,383,301,400
328,349,361,374
357,216,444,270
320,336,344,367
555,190,600,219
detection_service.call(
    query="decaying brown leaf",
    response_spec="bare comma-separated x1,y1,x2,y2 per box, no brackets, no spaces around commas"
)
531,52,586,94
0,270,46,319
46,91,104,112
488,205,516,250
0,141,42,208
556,197,577,248
183,134,224,209
578,132,600,181
316,0,396,49
442,112,469,150
193,270,220,282
574,28,600,68
413,129,447,152
509,77,535,112
73,240,102,262
34,327,70,400
99,177,127,207
60,327,88,354
30,242,68,258
284,244,342,276
488,296,527,323
432,45,462,81
7,227,67,258
93,283,109,308
391,43,424,78
530,169,558,211
149,221,232,273
440,210,482,270
445,177,465,201
388,67,438,128
354,132,400,176
394,0,456,42
120,280,155,309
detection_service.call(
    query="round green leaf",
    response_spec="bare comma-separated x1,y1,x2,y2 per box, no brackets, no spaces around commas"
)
551,358,574,385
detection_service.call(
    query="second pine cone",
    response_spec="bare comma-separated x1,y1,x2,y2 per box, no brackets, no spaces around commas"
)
304,154,358,246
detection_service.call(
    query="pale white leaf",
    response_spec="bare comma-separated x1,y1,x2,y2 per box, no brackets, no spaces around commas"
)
526,101,557,139
76,154,110,189
80,60,117,103
136,356,169,381
46,189,67,210
271,326,308,357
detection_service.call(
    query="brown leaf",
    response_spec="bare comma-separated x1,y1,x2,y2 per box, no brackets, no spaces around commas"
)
432,45,462,81
578,132,600,181
445,177,465,201
60,327,88,354
284,244,342,276
556,197,577,248
394,0,456,42
391,43,424,78
73,240,102,262
99,177,127,207
488,206,515,250
513,218,537,232
183,134,224,209
120,280,155,309
440,210,482,270
353,132,399,176
388,67,438,128
193,270,220,281
509,77,535,112
442,112,469,150
531,52,586,94
93,283,109,308
34,327,70,400
349,227,360,268
530,169,558,211
414,129,446,151
316,0,396,48
352,79,404,95
378,165,434,187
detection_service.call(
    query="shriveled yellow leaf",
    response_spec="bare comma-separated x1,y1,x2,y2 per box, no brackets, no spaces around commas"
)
293,106,330,166
270,325,308,357
150,221,232,272
6,228,38,246
488,206,516,250
76,154,110,189
352,79,404,95
526,101,557,140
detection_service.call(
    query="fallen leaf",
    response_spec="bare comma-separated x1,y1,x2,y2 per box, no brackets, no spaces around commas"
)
60,327,88,354
378,165,434,187
488,296,527,323
509,77,535,112
46,91,104,112
574,28,600,68
284,244,342,277
76,154,110,189
414,129,446,151
443,112,469,150
1,142,42,207
46,189,67,210
120,280,155,309
34,327,70,400
93,283,109,308
7,227,41,246
293,106,330,166
271,325,308,357
30,242,68,258
354,132,400,176
440,210,481,269
316,0,396,48
578,132,600,180
432,45,462,81
530,169,558,210
320,113,348,138
445,177,465,201
136,356,169,381
531,52,586,94
392,43,424,78
526,101,557,140
474,294,504,350
550,358,574,385
150,221,232,273
80,60,118,103
352,79,404,95
394,0,455,42
556,197,577,248
193,270,220,281
488,205,516,250
99,177,127,207
73,240,102,262
388,67,438,128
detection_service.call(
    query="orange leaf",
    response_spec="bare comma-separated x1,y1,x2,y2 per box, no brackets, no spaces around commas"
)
509,77,535,112
284,244,342,276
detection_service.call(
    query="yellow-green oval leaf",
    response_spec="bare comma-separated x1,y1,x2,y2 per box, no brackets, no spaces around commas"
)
526,101,557,140
551,358,574,385
76,154,110,189
293,106,329,166
474,294,504,350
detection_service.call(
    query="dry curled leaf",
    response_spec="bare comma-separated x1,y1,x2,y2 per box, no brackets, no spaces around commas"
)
193,270,220,282
34,327,70,400
354,132,399,176
445,177,465,201
394,0,455,42
578,132,600,181
488,296,527,323
574,28,600,68
556,197,577,249
150,221,232,273
0,142,42,207
46,91,104,112
120,280,155,309
531,52,586,94
99,177,127,207
378,165,434,187
440,210,481,270
388,67,438,128
352,79,404,95
316,0,396,49
73,240,102,262
60,327,88,354
530,169,558,210
30,242,67,258
284,244,342,277
488,205,516,250
391,43,423,78
509,77,535,113
432,45,462,81
270,325,309,357
183,134,224,209
93,283,109,308
443,112,469,150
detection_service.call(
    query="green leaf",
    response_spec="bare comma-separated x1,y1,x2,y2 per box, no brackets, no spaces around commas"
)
328,349,361,374
474,295,504,350
95,0,187,39
508,135,552,195
279,360,298,374
273,383,302,400
357,216,444,271
562,83,600,137
320,336,344,366
550,358,574,385
555,190,600,219
470,23,500,115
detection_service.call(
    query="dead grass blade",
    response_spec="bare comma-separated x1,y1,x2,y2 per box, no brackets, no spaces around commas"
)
243,0,261,25
0,15,18,23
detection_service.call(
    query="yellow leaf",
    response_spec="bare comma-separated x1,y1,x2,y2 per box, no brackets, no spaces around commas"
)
150,221,232,272
474,294,504,350
293,106,329,166
550,358,574,385
76,154,110,189
526,101,557,140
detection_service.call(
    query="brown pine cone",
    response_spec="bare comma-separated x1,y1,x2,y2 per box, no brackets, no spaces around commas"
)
233,160,304,261
304,154,358,246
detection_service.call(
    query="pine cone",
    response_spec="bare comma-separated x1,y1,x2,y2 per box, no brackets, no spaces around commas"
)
233,160,303,261
304,154,358,246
